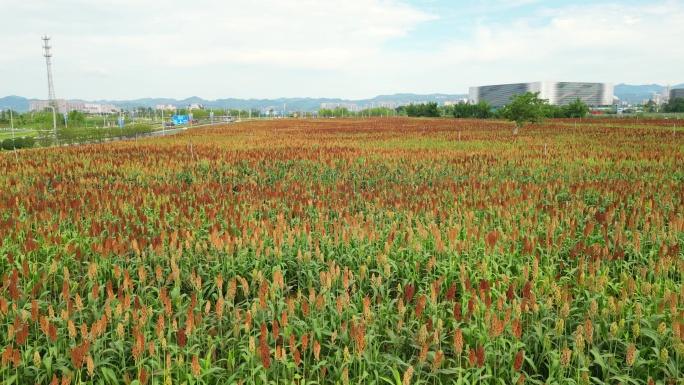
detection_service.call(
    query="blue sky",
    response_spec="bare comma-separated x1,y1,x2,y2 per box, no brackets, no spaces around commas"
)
1,0,681,101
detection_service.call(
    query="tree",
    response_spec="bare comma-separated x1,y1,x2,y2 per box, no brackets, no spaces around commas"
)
452,101,494,119
565,98,590,118
405,102,440,117
664,97,684,113
452,102,471,118
361,107,393,117
644,100,657,113
472,101,493,118
35,127,55,147
503,92,548,134
68,110,86,125
33,110,50,124
423,102,440,117
542,104,565,118
17,113,27,126
188,109,206,119
318,108,333,118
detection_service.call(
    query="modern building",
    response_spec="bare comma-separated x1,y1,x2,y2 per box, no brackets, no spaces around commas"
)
375,101,404,109
469,81,614,107
320,102,361,112
30,99,68,114
670,88,684,101
651,93,665,105
84,103,119,114
156,104,177,111
30,99,119,114
444,99,469,106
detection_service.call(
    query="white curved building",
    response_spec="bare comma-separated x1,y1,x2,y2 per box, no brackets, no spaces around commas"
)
469,81,614,107
670,88,684,101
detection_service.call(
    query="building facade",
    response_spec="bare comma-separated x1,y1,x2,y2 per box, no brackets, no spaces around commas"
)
156,104,177,111
670,89,684,101
30,99,119,114
469,82,614,107
30,99,68,114
320,102,361,112
444,99,469,106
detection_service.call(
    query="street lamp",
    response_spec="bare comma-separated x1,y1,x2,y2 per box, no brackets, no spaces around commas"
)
46,106,57,145
4,106,18,162
119,110,123,137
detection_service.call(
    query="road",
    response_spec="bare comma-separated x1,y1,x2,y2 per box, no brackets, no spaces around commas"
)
50,121,226,148
149,121,228,137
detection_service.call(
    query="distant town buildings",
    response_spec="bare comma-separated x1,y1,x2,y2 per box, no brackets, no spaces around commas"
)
374,101,400,109
643,86,684,105
469,82,615,107
29,99,119,114
650,93,665,105
320,100,442,111
444,99,469,106
320,102,361,112
156,104,177,111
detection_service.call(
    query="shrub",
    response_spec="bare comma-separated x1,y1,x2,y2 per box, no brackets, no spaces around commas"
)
22,136,35,148
2,138,16,150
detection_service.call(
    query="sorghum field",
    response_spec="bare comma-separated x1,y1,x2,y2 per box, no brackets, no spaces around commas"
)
1,118,683,385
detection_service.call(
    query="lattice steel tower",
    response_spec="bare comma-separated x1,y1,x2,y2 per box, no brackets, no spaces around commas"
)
42,35,57,107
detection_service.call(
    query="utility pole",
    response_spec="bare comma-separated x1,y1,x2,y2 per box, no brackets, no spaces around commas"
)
42,35,58,112
47,106,57,145
4,107,18,162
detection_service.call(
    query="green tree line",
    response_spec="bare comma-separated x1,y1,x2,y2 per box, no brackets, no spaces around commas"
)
52,123,155,146
448,96,589,120
403,102,440,117
663,98,684,113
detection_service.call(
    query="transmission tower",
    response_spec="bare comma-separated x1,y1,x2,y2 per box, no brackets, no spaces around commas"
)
42,35,57,109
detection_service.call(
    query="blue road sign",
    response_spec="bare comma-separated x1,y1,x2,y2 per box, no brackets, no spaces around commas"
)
173,115,189,125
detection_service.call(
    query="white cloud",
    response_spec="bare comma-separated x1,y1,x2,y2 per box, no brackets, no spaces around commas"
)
418,1,684,88
83,67,111,78
0,0,432,98
142,0,436,70
1,0,682,100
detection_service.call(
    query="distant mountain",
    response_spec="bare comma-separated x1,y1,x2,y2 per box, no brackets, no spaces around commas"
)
614,83,684,103
3,86,682,112
0,96,31,112
3,93,468,112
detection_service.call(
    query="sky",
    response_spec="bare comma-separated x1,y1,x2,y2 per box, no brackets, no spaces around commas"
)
1,0,682,101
